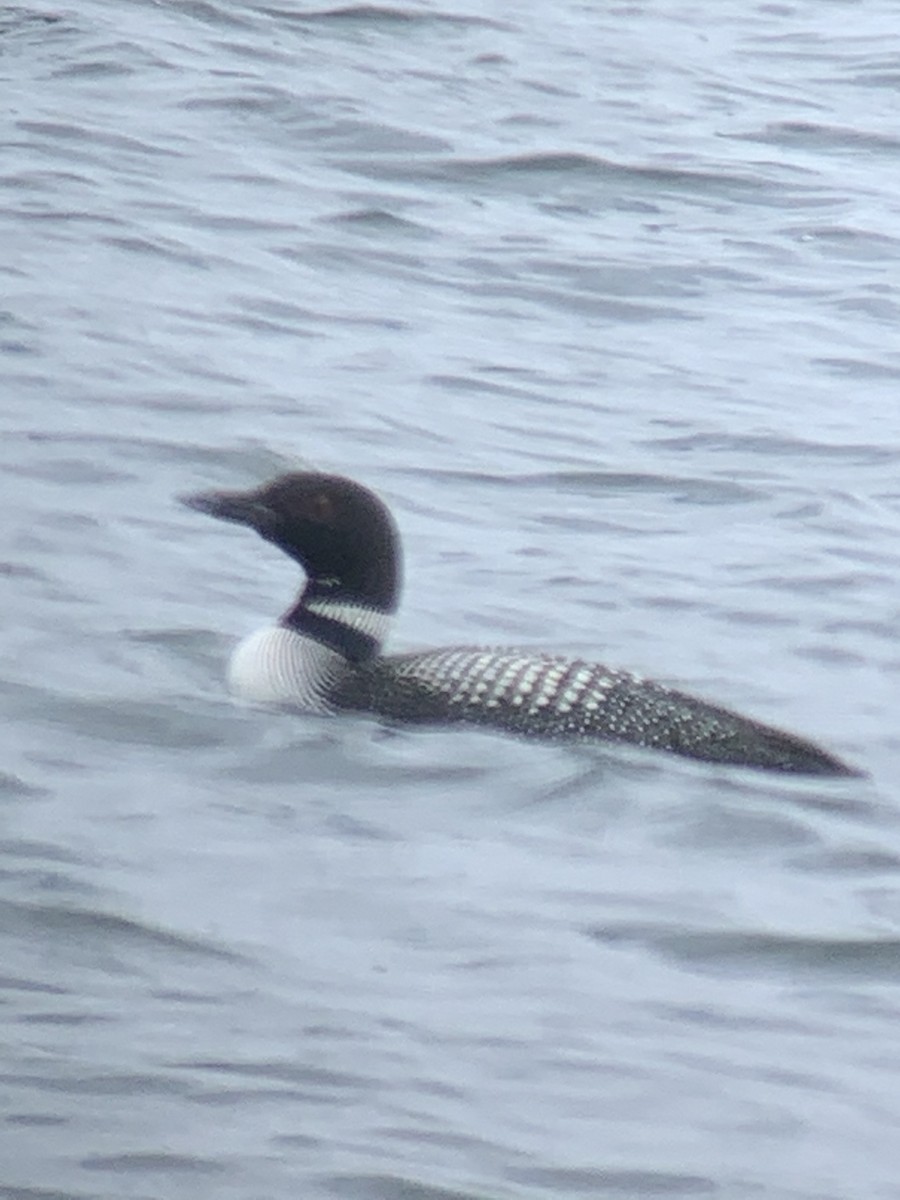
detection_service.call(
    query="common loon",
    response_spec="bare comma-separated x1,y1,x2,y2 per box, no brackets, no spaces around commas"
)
182,471,858,777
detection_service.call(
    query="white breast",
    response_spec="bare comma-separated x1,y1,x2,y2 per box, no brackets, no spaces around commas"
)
227,626,343,712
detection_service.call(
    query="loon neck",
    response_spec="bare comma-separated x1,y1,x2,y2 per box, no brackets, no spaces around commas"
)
280,588,392,665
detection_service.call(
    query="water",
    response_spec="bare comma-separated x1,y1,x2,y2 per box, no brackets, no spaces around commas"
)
3,1,900,1196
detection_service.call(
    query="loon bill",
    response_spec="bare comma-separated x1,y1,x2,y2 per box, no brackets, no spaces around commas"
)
181,471,859,778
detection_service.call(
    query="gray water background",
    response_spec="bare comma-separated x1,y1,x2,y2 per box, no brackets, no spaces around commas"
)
3,1,900,1197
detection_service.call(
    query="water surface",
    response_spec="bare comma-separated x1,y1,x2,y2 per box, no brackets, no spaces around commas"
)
3,1,900,1197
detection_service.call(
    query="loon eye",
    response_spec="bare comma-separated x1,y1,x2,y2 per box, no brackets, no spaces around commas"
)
308,492,335,523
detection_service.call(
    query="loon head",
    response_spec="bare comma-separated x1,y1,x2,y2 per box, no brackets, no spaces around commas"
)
182,471,401,627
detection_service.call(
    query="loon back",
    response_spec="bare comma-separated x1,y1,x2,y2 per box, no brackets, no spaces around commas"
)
181,471,859,778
